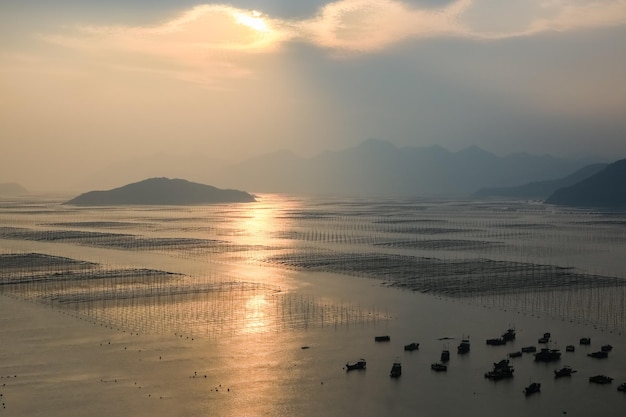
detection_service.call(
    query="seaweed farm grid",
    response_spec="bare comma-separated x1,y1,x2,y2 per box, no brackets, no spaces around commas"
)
0,253,388,338
1,195,626,335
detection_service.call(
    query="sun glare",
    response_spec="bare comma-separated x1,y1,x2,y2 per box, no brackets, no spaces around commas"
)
234,10,270,33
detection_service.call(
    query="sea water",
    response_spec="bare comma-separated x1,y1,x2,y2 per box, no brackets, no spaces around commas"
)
0,194,625,416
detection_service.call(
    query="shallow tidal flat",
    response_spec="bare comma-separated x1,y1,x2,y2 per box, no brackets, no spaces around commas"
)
1,196,626,416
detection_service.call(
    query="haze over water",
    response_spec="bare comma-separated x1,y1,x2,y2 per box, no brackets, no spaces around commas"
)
1,194,625,416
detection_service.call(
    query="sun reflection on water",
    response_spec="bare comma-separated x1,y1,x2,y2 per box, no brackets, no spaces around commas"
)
243,293,269,332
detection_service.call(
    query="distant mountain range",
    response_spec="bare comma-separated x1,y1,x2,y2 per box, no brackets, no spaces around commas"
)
65,178,255,206
545,159,626,208
0,183,27,195
473,163,608,200
69,140,604,197
212,139,597,196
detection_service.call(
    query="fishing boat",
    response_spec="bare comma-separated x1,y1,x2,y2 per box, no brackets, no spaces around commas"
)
565,345,575,352
588,351,608,359
538,332,551,344
508,351,522,358
390,361,402,378
601,344,613,352
404,342,419,351
501,328,516,342
618,382,626,392
345,359,366,371
524,382,541,396
579,337,591,345
484,367,514,380
440,349,450,363
486,338,505,346
494,359,510,369
485,359,514,380
521,346,537,353
534,348,561,362
431,363,447,372
554,366,577,378
457,338,470,354
589,375,613,384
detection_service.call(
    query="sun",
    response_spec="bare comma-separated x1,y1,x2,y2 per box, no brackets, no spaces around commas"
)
233,10,270,33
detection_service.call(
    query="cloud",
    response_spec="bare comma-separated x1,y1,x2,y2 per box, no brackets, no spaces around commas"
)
297,0,626,50
33,0,626,85
39,5,296,86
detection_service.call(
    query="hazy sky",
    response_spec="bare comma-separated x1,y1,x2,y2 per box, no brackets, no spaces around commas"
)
2,1,626,190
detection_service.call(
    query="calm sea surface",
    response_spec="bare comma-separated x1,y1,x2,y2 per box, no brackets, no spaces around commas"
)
1,194,625,416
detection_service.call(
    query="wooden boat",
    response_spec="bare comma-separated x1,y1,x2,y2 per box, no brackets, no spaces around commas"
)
484,367,514,380
485,359,514,380
431,363,447,372
534,348,561,362
494,359,510,369
589,375,613,384
390,361,402,378
486,338,505,346
345,359,366,371
457,338,470,354
404,342,419,351
501,328,516,342
524,382,541,396
554,366,577,378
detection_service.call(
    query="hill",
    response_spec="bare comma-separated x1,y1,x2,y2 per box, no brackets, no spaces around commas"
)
0,182,28,195
473,163,607,200
545,159,626,208
65,178,255,206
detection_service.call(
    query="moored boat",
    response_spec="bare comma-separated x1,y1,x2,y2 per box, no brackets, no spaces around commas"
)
375,335,390,342
601,344,613,352
345,359,367,371
537,332,551,343
501,328,516,342
521,346,537,353
390,361,402,378
494,359,510,369
534,348,561,362
440,349,450,363
618,382,626,392
565,345,575,352
588,351,608,359
554,366,576,378
484,367,514,380
508,351,522,358
457,338,470,354
485,359,514,380
579,337,591,345
431,363,447,372
404,342,419,351
486,338,505,346
524,382,541,396
589,375,613,384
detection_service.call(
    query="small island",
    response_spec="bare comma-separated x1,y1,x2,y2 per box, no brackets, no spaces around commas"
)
65,177,256,206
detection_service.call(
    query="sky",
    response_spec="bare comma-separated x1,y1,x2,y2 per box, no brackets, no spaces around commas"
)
2,0,626,191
